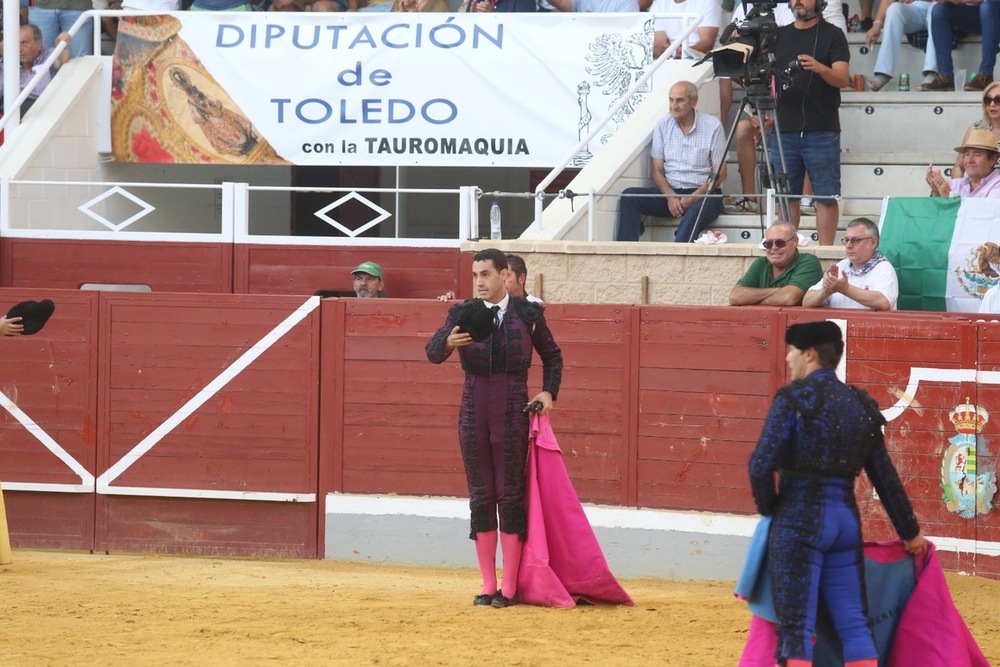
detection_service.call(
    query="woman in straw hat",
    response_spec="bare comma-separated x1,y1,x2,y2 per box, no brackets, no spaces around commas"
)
952,80,1000,178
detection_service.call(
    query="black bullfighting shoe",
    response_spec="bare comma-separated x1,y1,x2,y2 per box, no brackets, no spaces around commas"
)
490,593,518,608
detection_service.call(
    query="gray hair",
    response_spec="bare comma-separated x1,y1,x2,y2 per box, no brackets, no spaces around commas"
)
847,217,879,243
24,24,42,43
768,221,797,238
674,80,699,100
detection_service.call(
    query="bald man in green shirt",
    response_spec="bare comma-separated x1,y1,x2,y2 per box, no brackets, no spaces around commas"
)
729,222,823,306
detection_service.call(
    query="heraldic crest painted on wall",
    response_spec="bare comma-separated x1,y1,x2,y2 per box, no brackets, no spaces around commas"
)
110,16,285,165
941,397,997,518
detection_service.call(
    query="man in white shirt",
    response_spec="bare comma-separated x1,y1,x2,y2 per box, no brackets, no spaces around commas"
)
803,217,898,310
650,0,721,59
981,281,1000,313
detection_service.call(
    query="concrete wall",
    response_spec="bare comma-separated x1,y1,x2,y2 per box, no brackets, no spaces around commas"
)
472,239,844,305
325,494,755,580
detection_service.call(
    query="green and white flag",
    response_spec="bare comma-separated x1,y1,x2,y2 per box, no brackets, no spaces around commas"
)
878,197,1000,312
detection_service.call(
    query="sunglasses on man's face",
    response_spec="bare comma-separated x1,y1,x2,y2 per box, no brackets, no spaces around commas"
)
762,237,794,250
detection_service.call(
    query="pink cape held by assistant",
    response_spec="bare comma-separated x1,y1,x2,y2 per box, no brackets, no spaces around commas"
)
516,413,634,608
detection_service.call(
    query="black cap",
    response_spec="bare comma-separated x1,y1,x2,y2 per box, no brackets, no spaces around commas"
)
6,299,55,335
456,303,500,342
785,321,842,352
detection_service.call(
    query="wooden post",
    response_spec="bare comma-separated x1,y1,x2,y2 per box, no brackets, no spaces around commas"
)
0,481,12,564
535,273,544,301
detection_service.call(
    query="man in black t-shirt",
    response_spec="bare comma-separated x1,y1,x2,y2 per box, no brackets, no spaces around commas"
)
767,0,850,246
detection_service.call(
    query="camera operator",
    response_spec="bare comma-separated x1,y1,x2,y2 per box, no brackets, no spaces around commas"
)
767,0,849,246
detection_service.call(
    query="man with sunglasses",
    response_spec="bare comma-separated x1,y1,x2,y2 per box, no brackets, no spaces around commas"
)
729,222,823,306
803,217,897,310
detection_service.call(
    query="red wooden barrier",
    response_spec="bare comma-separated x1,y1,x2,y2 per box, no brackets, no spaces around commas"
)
0,290,98,550
234,244,465,298
0,239,465,299
542,303,631,505
0,289,995,575
94,293,321,557
0,239,234,293
634,306,784,514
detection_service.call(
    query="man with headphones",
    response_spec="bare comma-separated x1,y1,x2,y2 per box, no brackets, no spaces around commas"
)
767,0,850,246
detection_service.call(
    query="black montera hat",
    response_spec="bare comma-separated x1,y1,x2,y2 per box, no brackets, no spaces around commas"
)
456,302,500,342
6,299,55,335
785,321,842,351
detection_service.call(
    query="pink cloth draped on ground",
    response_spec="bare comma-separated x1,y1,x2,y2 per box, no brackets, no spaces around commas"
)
516,414,633,608
738,541,988,666
886,542,989,667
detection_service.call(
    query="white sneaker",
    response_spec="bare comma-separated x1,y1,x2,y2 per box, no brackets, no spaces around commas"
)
800,197,816,215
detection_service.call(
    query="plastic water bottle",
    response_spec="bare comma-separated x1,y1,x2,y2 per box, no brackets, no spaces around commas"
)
489,201,502,240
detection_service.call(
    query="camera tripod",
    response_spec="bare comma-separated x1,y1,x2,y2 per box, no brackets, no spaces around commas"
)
689,82,792,243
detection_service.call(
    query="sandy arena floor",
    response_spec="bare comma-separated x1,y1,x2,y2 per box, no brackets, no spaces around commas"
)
0,550,996,666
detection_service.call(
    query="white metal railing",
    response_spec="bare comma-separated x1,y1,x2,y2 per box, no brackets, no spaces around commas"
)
0,176,486,245
0,169,894,246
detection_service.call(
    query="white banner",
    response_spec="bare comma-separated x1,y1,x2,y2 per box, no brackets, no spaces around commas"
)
111,13,654,167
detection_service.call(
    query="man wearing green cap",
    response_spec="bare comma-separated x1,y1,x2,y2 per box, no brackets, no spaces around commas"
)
351,262,384,298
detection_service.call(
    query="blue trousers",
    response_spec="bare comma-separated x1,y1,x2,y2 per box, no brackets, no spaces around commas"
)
769,483,877,663
930,0,1000,77
28,7,94,58
615,186,723,242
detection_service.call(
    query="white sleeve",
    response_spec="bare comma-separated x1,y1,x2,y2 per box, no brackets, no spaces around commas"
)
651,0,671,35
697,0,722,28
822,0,848,35
980,286,1000,314
870,261,899,310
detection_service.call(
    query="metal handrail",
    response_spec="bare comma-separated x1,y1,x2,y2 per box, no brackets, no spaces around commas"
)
1,9,90,133
0,9,176,134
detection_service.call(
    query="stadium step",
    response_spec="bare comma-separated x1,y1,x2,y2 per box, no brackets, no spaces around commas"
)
647,211,849,246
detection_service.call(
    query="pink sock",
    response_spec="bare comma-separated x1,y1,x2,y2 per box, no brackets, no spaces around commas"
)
474,530,498,595
499,531,523,598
